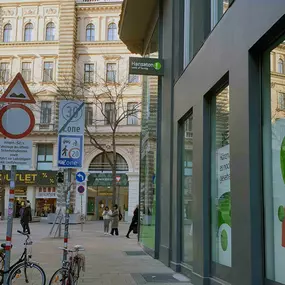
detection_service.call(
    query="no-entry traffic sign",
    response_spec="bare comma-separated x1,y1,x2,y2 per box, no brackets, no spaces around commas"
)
77,185,85,195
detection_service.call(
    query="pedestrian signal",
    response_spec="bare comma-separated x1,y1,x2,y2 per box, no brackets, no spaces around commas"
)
57,172,64,183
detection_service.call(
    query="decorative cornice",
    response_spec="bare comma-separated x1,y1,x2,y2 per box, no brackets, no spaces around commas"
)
103,54,121,60
76,5,121,12
76,41,124,47
0,41,59,48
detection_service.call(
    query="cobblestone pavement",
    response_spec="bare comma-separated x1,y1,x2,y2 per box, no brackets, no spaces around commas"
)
0,219,191,284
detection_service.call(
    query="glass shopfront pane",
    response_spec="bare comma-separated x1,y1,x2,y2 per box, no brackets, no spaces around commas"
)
211,86,231,268
263,39,285,284
139,23,159,251
182,115,193,265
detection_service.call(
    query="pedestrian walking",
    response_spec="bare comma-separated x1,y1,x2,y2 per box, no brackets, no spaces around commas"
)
126,205,139,238
102,206,112,235
19,204,25,232
21,200,32,234
110,204,119,236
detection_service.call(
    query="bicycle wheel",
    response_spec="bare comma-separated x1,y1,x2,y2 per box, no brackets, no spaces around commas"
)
72,261,81,285
0,252,4,285
49,268,74,285
7,262,46,285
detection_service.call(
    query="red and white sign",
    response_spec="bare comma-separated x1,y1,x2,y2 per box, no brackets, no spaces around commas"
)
0,73,36,104
0,73,36,139
0,104,35,139
116,176,121,182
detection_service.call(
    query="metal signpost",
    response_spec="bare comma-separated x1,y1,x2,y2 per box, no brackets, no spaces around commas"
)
76,171,86,232
0,73,35,284
58,100,85,262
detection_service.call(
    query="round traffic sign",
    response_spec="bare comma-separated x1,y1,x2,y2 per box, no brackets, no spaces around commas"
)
62,102,83,122
77,185,85,194
76,172,86,183
0,104,35,139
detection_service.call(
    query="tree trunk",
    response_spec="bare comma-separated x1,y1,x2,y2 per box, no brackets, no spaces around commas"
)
112,131,117,205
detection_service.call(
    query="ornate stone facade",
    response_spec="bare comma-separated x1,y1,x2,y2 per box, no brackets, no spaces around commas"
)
0,0,140,221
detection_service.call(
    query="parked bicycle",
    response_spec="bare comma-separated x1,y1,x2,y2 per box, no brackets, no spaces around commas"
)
49,245,85,285
0,230,46,285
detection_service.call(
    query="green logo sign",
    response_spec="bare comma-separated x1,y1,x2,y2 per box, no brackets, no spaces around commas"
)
154,62,162,70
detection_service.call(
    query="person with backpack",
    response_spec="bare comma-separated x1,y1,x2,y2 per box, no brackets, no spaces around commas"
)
126,205,139,238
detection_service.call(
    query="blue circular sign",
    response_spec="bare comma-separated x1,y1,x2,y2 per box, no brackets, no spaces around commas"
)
76,172,86,183
77,185,85,194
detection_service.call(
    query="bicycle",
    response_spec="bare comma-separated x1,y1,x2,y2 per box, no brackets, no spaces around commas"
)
49,245,85,285
0,230,46,285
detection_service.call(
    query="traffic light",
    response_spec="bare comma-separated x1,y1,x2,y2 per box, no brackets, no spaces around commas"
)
57,172,64,184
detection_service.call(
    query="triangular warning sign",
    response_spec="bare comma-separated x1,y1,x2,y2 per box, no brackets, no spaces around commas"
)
0,72,36,104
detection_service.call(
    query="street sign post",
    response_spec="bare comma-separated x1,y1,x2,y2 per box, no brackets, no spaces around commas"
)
57,100,85,263
0,73,35,284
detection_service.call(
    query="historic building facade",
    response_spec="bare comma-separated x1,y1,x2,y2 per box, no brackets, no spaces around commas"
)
0,0,141,221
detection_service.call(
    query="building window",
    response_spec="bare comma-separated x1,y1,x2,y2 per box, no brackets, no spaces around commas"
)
182,115,193,265
263,40,285,284
43,62,54,82
3,23,12,43
211,0,230,29
278,93,285,111
40,101,52,124
278,59,284,74
22,62,32,82
105,102,115,125
211,86,231,270
86,23,95,41
37,144,53,170
24,23,33,42
128,74,140,84
127,102,138,125
46,22,55,41
85,103,93,126
0,63,9,82
107,23,118,41
84,64,94,83
106,63,116,82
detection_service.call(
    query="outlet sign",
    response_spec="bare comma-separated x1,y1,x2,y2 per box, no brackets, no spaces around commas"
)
129,57,164,76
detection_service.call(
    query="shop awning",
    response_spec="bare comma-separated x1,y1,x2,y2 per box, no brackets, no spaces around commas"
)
119,0,158,55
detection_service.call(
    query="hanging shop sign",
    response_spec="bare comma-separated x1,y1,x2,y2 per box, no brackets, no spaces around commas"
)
36,187,57,199
87,173,129,187
129,57,164,76
0,171,57,186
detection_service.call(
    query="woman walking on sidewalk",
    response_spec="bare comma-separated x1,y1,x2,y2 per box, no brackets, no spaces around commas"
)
110,204,120,236
126,205,139,238
102,206,112,235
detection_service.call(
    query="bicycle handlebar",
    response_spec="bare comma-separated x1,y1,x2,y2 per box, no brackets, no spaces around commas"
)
58,246,85,252
17,230,29,237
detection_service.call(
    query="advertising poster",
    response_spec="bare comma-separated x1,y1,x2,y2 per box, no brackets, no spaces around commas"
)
271,119,285,283
216,144,232,267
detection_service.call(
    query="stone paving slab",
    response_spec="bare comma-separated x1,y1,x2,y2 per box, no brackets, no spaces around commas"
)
0,220,192,284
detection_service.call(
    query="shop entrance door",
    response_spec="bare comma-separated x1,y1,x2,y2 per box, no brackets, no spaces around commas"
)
95,197,113,220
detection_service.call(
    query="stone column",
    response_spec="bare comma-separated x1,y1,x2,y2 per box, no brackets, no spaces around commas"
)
31,143,37,170
127,172,139,222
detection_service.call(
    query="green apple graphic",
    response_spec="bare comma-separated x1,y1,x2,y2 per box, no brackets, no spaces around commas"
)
217,192,231,251
279,136,285,247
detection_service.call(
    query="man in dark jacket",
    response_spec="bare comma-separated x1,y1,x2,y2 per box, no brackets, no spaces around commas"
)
21,200,32,234
126,205,139,238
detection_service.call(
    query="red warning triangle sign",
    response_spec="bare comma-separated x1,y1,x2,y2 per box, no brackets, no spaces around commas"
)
0,73,36,104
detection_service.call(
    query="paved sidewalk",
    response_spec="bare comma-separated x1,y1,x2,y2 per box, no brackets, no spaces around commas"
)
0,220,191,284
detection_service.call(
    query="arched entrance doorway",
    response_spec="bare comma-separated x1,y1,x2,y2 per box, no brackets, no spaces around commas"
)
87,152,129,220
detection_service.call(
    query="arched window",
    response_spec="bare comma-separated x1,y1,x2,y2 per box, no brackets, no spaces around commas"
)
278,59,284,74
24,23,33,42
89,152,129,172
46,22,55,41
107,23,118,41
3,24,12,43
86,23,95,41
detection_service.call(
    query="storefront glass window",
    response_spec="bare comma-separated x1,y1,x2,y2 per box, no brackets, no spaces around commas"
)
182,115,193,265
211,86,231,268
263,39,285,284
139,23,159,251
211,0,231,30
